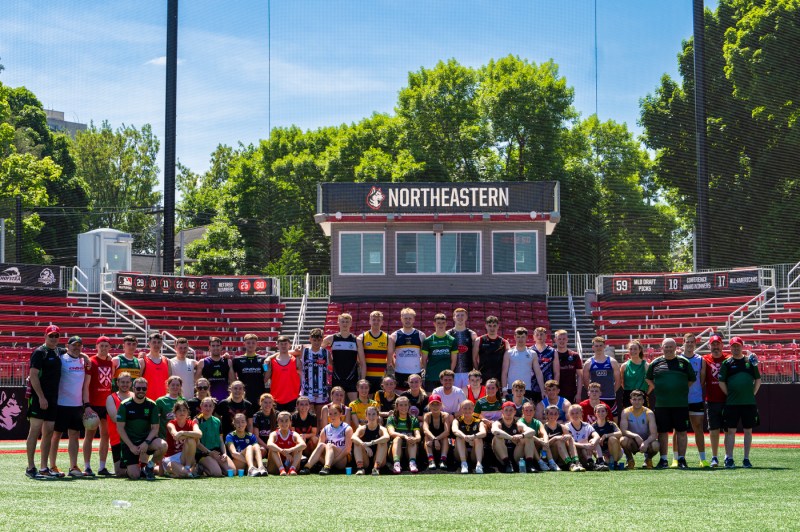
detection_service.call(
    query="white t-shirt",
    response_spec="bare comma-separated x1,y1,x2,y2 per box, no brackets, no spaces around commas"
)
506,347,534,390
567,421,595,443
432,386,467,415
58,353,86,407
170,357,197,398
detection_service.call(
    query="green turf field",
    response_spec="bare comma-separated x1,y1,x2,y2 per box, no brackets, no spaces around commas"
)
3,439,799,531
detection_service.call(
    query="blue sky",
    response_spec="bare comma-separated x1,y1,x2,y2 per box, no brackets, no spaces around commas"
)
1,1,701,182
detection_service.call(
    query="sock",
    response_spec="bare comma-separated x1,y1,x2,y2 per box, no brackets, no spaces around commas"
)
461,461,468,469
678,456,685,460
440,455,447,462
503,457,512,466
85,462,90,470
147,459,154,468
278,466,285,473
699,452,706,461
673,452,679,460
596,457,605,464
99,460,106,470
428,454,434,461
660,455,667,461
393,456,401,463
356,461,364,468
744,454,749,460
409,459,416,465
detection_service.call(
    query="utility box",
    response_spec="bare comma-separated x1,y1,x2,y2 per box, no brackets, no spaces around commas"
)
77,228,134,292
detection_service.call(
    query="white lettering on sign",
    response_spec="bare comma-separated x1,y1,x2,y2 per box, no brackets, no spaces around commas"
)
387,187,509,208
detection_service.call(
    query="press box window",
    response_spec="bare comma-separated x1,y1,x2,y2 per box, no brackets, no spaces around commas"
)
340,233,384,274
493,231,537,273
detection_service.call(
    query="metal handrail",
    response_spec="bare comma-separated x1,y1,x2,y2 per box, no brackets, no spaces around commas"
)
566,273,582,356
692,326,718,353
100,289,149,336
725,285,776,334
292,273,310,349
787,259,800,302
71,266,90,303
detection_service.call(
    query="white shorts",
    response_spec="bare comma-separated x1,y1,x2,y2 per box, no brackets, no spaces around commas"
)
454,373,469,390
162,452,183,467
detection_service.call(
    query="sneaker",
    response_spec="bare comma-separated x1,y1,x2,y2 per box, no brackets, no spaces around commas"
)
534,459,546,471
742,458,753,469
724,458,735,469
710,457,719,468
144,463,155,480
97,468,113,477
548,459,560,472
318,467,330,476
83,467,95,477
371,468,380,476
247,466,258,477
46,466,66,478
409,461,419,474
474,464,484,474
69,467,83,478
569,462,585,472
428,460,437,471
504,462,515,474
355,469,365,475
595,462,609,472
279,468,287,476
655,459,669,470
670,459,679,469
258,466,268,477
699,459,711,469
607,461,616,471
677,458,688,470
25,467,40,479
585,459,596,471
288,467,298,476
393,462,402,474
439,461,448,470
298,468,311,475
460,463,469,474
644,458,654,470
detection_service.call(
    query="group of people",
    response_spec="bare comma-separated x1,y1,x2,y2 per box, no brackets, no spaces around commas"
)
24,307,761,479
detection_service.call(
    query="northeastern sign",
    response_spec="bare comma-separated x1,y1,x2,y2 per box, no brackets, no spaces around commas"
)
601,268,761,298
115,273,274,297
319,181,558,215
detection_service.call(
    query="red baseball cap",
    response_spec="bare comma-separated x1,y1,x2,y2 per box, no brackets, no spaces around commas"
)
429,394,443,404
502,401,517,410
96,336,111,345
44,325,60,335
730,336,744,346
709,334,724,344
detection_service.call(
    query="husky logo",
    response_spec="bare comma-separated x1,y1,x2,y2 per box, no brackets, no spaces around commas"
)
0,267,21,284
38,268,57,286
0,391,22,431
366,186,385,211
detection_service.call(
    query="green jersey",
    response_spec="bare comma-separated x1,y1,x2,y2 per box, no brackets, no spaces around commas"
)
474,396,503,421
155,395,184,439
645,356,696,408
623,360,648,392
196,415,222,450
719,355,760,405
116,397,158,443
519,416,542,433
422,333,457,382
386,415,419,434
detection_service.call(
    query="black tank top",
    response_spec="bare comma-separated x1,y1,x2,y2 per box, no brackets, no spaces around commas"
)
544,423,563,437
448,328,474,373
478,335,505,381
202,357,231,401
427,413,446,437
499,419,520,436
332,333,359,382
362,425,381,443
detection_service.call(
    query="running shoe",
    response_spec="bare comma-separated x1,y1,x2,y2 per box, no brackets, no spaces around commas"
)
69,467,84,478
626,459,636,470
371,468,380,476
83,467,95,477
677,458,688,470
607,461,616,471
144,463,156,480
428,459,437,470
644,458,654,470
504,462,515,474
409,461,419,474
710,457,719,468
355,469,365,475
393,462,402,474
25,467,40,479
585,459,596,471
279,468,287,476
569,462,585,472
97,468,113,477
595,462,609,472
460,463,469,474
699,459,711,469
474,464,484,474
537,459,549,472
724,458,735,469
655,459,669,469
318,467,330,476
670,459,679,469
439,461,448,470
548,459,560,471
247,466,258,477
742,458,753,468
288,467,298,476
258,466,268,477
46,466,66,478
298,468,311,475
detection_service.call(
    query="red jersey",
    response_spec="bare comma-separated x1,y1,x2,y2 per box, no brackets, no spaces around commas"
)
141,355,170,401
107,392,127,446
273,429,296,451
466,385,486,404
703,354,729,403
579,399,614,424
88,355,114,407
269,356,301,405
166,418,196,456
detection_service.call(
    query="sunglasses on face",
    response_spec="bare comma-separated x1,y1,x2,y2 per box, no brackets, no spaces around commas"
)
47,334,59,339
135,387,148,391
197,386,209,390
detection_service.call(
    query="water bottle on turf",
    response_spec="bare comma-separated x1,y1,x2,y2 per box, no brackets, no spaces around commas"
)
518,458,526,473
112,500,132,509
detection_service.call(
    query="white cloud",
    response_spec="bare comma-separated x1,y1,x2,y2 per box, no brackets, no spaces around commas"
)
145,56,185,66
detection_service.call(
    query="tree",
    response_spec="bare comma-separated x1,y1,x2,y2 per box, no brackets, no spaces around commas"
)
184,215,245,275
73,121,161,253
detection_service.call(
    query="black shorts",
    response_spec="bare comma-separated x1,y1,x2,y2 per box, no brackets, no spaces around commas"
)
120,440,155,468
196,446,224,462
723,404,760,430
394,372,414,390
275,399,297,413
654,406,690,433
54,405,84,433
706,402,726,431
112,443,122,465
688,402,705,415
90,405,108,419
332,378,358,394
601,398,619,417
528,391,542,404
366,377,385,394
423,381,439,394
622,389,649,409
27,394,58,421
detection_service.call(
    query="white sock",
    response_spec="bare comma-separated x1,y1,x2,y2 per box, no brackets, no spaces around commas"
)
698,452,706,461
461,461,468,468
673,452,679,460
85,462,90,470
99,460,106,470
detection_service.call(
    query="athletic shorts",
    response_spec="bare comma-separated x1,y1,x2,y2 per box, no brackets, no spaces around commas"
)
706,401,726,431
27,394,58,421
120,440,155,468
366,377,385,394
162,452,183,467
90,405,108,419
622,389,649,408
423,381,439,394
332,378,358,394
723,404,760,430
112,443,122,465
394,372,414,390
601,398,618,417
688,402,705,415
654,406,690,433
528,391,542,404
453,373,469,390
275,399,297,414
54,405,84,433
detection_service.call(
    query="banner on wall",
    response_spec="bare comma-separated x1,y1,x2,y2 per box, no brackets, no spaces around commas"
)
114,273,273,297
600,268,760,297
0,387,27,439
0,263,61,290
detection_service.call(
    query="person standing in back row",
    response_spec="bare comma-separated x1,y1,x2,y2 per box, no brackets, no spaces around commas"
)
323,313,364,402
170,337,196,399
530,327,559,404
140,332,172,401
357,311,392,394
83,336,115,476
582,337,620,415
719,336,761,469
112,335,142,390
422,314,458,393
474,316,509,385
230,334,266,407
391,308,426,391
26,326,63,479
195,337,231,402
449,308,477,390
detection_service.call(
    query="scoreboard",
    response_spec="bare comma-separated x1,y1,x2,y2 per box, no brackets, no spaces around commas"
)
601,268,760,298
114,273,274,297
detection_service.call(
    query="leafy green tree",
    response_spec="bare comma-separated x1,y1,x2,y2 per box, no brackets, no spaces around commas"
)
185,215,245,275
